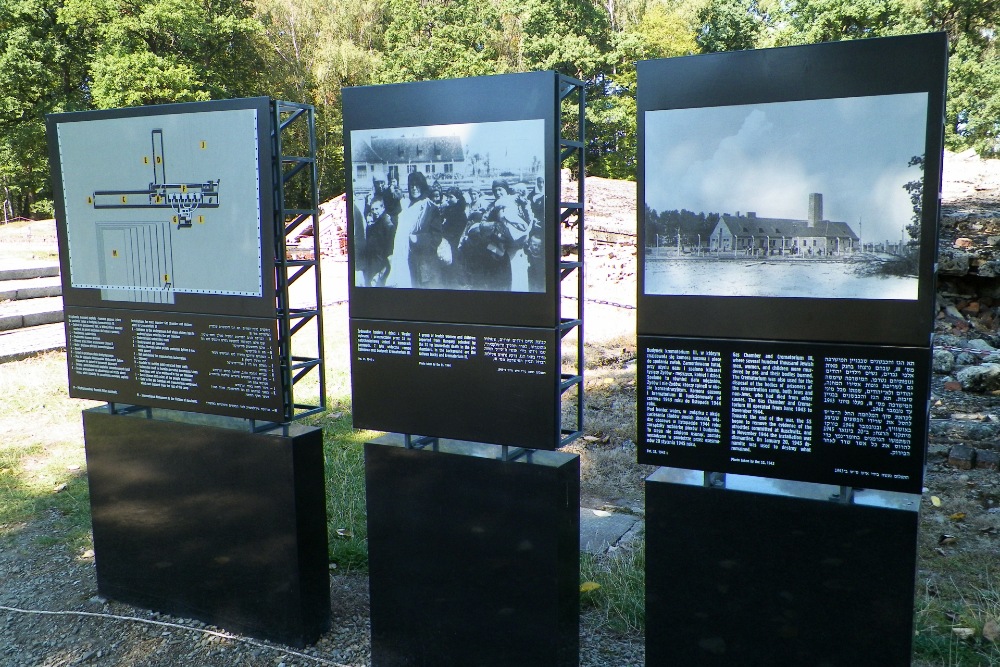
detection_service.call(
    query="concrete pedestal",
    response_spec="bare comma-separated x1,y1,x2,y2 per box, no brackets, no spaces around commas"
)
645,468,920,667
365,436,580,667
83,407,331,647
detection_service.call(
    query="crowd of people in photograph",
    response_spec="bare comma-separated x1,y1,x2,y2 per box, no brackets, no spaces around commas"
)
356,171,545,292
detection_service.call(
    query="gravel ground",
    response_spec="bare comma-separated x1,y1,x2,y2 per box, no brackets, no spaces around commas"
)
0,512,643,666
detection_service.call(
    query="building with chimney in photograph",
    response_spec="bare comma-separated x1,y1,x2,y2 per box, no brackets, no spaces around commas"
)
709,193,860,256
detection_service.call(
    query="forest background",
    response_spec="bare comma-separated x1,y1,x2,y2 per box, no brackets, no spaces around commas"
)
0,0,997,219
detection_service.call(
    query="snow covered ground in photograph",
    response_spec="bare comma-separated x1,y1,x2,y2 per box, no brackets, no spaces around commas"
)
644,257,918,300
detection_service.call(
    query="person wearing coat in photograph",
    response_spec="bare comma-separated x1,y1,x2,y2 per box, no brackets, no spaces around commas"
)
458,180,525,291
441,187,469,287
362,194,395,287
404,171,445,288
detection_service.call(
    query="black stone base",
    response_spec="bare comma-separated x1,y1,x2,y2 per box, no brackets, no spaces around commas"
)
83,408,331,647
365,436,580,667
645,470,919,667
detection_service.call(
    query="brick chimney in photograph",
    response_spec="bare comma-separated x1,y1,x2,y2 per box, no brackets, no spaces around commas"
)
808,193,822,227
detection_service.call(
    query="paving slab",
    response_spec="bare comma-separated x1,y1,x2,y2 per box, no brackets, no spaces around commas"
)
0,275,62,301
0,322,66,364
0,296,64,331
0,263,60,281
580,507,643,555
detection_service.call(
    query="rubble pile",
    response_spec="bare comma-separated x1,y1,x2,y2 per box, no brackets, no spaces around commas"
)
930,150,1000,468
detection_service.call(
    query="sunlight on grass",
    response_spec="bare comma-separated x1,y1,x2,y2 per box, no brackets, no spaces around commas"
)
0,351,96,547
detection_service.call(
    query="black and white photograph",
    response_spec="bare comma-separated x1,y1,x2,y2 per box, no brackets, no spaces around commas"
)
350,119,546,293
643,92,928,301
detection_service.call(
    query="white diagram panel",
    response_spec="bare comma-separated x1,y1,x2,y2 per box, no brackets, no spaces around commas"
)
56,109,263,301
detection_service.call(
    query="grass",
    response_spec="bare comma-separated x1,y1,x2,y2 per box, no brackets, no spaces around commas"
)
307,408,375,571
0,218,59,263
580,539,645,635
0,299,373,571
913,575,1000,666
0,351,97,554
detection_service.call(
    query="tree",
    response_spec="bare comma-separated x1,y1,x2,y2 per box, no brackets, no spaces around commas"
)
913,0,1000,156
378,0,514,82
945,41,1000,155
773,0,907,44
0,0,271,218
696,0,766,52
0,0,93,217
61,0,268,107
902,154,923,242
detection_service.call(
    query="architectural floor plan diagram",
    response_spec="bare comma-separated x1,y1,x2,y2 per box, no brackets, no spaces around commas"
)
56,109,264,303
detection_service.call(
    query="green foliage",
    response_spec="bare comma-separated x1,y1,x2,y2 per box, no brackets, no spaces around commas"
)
775,0,908,44
379,0,512,82
945,39,1000,156
637,1,699,59
696,0,766,52
89,52,210,107
63,0,267,106
0,0,91,217
2,0,1000,211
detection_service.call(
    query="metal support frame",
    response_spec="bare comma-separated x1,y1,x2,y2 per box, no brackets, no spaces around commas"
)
404,435,439,451
558,75,586,448
272,100,326,425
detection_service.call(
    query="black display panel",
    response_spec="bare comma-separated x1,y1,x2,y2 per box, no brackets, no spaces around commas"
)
47,97,276,318
351,319,559,449
637,336,928,494
636,33,947,346
342,72,559,328
66,306,282,421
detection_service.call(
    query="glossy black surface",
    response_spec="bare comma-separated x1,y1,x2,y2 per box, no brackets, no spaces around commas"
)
636,33,947,346
645,473,919,666
66,307,283,421
84,408,330,647
351,320,560,449
637,336,930,493
365,437,580,666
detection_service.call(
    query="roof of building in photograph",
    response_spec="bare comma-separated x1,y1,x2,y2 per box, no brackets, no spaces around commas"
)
714,214,860,241
353,136,465,165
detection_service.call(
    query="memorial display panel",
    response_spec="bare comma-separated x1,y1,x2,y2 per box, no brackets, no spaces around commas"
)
636,33,947,346
351,319,559,449
47,98,285,422
342,72,559,328
66,306,282,421
638,336,928,494
48,97,276,317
